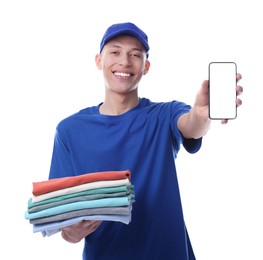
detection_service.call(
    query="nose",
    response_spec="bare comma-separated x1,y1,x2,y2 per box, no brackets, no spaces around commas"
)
118,53,131,66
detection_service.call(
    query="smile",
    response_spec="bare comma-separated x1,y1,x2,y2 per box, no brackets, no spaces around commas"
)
114,72,131,77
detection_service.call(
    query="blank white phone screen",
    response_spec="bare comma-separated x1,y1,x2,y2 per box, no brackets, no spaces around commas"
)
209,62,237,119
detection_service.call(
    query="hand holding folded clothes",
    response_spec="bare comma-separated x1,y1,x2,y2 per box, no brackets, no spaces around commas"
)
24,170,135,237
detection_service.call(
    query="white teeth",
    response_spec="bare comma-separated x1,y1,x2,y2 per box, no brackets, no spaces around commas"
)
114,72,131,77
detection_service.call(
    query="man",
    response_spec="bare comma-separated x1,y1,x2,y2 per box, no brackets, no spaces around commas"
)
49,22,243,259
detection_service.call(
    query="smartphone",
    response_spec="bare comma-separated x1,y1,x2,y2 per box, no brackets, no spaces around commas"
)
208,62,237,120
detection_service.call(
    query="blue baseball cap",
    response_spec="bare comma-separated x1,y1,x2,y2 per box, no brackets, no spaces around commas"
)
99,22,150,56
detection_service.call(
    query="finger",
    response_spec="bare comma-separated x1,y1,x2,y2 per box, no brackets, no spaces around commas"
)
201,80,209,93
83,220,102,227
221,119,228,124
236,73,242,81
236,98,242,107
236,85,243,95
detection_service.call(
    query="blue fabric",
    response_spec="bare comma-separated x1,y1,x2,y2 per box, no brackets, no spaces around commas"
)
34,214,132,237
99,22,149,55
49,98,201,260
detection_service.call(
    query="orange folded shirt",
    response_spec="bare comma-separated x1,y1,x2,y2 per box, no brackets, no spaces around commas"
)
32,170,131,196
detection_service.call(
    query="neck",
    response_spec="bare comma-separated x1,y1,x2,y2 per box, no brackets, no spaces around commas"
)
99,94,139,115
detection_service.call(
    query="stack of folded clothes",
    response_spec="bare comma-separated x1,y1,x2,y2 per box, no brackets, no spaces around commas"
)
24,170,135,237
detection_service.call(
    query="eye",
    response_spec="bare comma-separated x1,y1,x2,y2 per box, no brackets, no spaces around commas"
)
110,51,119,55
130,52,142,58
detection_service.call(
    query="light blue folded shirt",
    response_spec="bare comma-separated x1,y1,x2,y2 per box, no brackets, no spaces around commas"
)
34,214,132,237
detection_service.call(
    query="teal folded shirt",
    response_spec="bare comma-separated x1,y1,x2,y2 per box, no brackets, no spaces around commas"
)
25,195,134,220
28,185,134,208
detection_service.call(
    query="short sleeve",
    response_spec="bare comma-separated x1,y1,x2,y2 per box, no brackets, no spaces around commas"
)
183,137,202,154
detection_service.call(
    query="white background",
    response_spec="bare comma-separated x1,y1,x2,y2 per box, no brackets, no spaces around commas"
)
1,0,262,259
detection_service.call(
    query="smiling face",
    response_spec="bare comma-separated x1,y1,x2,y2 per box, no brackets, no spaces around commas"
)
95,35,150,96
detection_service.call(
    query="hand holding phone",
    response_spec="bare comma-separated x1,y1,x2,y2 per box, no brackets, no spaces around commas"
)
209,62,237,120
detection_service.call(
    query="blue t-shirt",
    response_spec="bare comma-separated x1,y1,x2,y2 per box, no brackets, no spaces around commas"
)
49,98,202,260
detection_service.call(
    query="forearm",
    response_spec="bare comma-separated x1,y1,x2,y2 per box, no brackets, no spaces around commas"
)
178,106,211,139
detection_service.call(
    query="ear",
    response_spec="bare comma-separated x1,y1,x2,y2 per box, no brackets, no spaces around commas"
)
95,54,102,70
143,60,150,75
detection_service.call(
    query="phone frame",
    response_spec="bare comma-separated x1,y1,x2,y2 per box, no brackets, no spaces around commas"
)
208,61,237,120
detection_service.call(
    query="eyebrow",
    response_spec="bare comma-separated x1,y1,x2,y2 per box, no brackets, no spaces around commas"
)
108,44,143,52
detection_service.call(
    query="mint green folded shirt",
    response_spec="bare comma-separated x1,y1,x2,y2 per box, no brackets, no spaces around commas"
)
25,195,134,220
